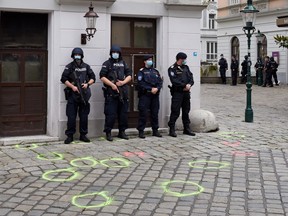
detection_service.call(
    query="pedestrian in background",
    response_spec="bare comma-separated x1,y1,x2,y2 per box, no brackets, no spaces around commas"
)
137,55,163,139
99,45,132,141
241,55,249,83
167,52,195,137
230,55,239,86
60,47,95,144
218,54,228,84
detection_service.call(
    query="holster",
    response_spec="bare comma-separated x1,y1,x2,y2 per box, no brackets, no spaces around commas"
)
64,87,71,100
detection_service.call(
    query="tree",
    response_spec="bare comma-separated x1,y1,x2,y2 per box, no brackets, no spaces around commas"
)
274,35,288,49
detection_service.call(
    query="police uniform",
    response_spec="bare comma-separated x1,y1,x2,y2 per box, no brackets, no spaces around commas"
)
168,52,195,137
137,61,163,138
263,57,273,87
254,58,263,86
60,48,95,144
218,55,228,84
270,57,279,86
99,45,132,141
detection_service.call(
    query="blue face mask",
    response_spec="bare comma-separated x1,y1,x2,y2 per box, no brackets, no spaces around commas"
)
74,55,81,60
182,60,187,65
112,53,119,60
146,60,153,67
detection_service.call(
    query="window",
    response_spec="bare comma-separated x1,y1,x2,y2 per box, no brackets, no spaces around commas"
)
230,0,240,5
206,42,217,61
231,37,239,61
209,14,215,29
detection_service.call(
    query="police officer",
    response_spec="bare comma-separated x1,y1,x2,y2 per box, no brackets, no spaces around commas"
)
270,57,279,86
100,45,132,141
168,52,195,137
218,54,228,84
254,57,264,86
263,56,273,87
230,55,239,86
137,55,163,139
60,47,95,144
241,55,249,83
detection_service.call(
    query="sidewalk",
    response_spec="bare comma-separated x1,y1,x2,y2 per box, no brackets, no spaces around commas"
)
0,83,287,216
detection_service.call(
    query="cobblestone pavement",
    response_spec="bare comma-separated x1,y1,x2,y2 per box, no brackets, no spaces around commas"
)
1,84,288,216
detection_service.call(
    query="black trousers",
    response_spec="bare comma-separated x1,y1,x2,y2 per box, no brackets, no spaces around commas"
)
220,69,226,84
168,91,191,129
271,71,278,84
231,70,238,85
137,94,160,132
104,96,128,133
65,96,90,136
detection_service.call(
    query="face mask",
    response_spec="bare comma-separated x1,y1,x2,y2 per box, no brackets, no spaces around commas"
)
146,60,153,67
182,60,187,65
74,55,81,60
112,53,119,60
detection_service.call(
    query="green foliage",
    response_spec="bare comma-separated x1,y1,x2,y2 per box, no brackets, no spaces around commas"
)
274,34,288,49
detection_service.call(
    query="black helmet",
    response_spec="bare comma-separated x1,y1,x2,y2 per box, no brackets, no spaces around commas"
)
270,56,274,61
176,52,187,60
71,47,84,58
244,55,248,60
110,45,122,55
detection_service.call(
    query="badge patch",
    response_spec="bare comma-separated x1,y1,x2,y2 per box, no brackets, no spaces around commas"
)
170,71,175,76
138,75,143,81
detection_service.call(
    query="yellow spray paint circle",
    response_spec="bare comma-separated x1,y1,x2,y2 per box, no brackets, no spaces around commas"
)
219,131,245,139
188,160,230,170
42,168,79,182
162,180,204,197
37,152,64,161
70,157,98,168
15,143,38,150
100,158,131,168
72,191,113,209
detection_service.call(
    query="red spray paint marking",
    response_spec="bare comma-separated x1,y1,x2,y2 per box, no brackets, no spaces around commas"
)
231,151,256,157
222,141,241,147
123,152,145,158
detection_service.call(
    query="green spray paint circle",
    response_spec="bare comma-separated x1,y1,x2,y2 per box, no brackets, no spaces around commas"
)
100,158,131,168
42,168,79,182
72,191,113,209
37,152,64,161
162,180,204,197
70,157,98,168
15,143,38,150
219,131,245,139
188,160,230,170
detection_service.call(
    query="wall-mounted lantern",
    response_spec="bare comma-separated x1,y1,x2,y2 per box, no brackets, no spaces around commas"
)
81,2,99,45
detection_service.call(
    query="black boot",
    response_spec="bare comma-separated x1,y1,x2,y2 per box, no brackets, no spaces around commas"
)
139,131,145,139
169,127,177,137
79,135,90,142
152,130,162,137
64,136,73,144
183,128,196,136
106,132,113,141
118,131,129,140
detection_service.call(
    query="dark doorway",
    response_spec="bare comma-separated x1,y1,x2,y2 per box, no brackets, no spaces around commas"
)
111,17,156,128
0,12,48,136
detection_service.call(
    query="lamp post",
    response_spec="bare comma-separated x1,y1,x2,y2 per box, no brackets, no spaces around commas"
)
240,0,259,123
255,30,265,86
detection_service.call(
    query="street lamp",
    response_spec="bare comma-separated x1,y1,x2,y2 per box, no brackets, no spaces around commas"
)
81,2,99,45
240,0,259,123
255,30,265,86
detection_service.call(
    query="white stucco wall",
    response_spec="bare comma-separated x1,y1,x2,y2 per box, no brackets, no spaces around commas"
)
1,0,204,139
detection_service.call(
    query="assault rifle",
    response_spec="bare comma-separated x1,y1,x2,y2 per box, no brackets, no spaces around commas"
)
73,71,87,105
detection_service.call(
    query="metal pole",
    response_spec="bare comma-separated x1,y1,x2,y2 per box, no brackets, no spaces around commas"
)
245,28,253,122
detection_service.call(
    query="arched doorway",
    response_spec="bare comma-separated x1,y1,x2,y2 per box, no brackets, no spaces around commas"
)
231,36,240,61
259,35,267,60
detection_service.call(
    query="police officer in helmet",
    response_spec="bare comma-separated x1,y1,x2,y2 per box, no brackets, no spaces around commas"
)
168,52,195,137
137,55,163,139
60,47,96,144
100,45,132,141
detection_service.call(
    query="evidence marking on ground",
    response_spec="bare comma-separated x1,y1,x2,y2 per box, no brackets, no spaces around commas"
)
219,131,245,139
222,141,241,147
15,143,39,150
71,191,113,209
188,160,230,170
100,158,131,168
42,168,80,182
37,152,64,161
70,157,98,168
123,152,145,158
161,180,204,197
232,151,256,157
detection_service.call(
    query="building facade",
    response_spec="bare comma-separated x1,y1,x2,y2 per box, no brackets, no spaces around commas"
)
217,0,288,83
0,0,204,140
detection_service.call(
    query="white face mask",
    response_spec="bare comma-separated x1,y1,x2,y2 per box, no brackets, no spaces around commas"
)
74,55,81,60
112,53,119,60
146,60,153,67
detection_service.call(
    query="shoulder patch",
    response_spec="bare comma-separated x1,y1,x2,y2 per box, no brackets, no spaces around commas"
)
138,75,143,81
140,68,144,71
